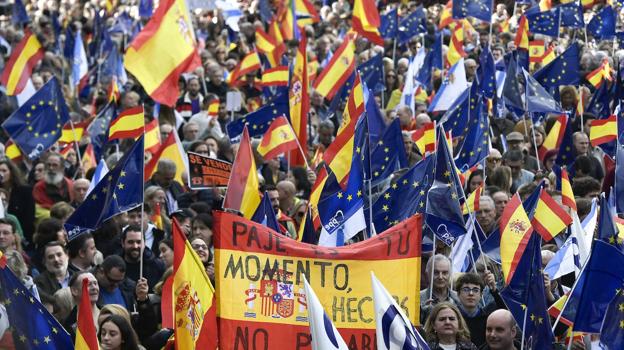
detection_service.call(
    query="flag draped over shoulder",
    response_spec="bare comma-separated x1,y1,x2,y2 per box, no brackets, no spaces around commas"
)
64,137,144,240
172,218,218,349
223,127,261,218
0,29,43,95
124,0,201,106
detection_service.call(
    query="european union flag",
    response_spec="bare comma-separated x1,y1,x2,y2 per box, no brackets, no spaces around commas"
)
397,7,427,45
477,46,496,99
416,33,443,90
587,81,612,119
616,144,624,214
502,56,527,118
559,2,584,28
522,67,563,114
363,86,387,146
380,8,398,40
439,86,471,139
599,285,624,349
425,126,467,246
587,6,616,40
452,0,492,22
533,43,580,90
358,54,385,93
87,103,116,161
252,191,281,233
556,115,576,166
526,7,561,37
563,240,624,332
455,94,490,172
0,257,74,349
370,118,407,185
500,233,555,350
2,77,69,161
226,92,289,142
597,193,623,251
12,0,29,26
372,156,435,233
258,0,273,23
65,137,145,240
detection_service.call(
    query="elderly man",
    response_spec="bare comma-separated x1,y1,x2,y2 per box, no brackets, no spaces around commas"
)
420,254,460,324
71,178,90,208
491,191,509,219
483,309,519,350
33,153,74,209
506,131,539,172
64,271,100,335
572,132,604,181
477,196,497,235
414,113,432,130
145,159,185,215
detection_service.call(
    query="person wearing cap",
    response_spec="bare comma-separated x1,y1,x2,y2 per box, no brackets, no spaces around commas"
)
505,131,539,172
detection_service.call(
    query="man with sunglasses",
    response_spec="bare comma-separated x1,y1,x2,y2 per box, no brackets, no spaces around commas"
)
455,272,506,348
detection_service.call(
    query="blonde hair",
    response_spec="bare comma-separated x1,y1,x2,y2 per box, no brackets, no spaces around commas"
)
424,302,472,344
52,287,75,323
99,304,132,326
4,249,27,280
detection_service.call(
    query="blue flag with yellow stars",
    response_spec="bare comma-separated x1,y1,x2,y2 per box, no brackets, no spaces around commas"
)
525,7,560,37
226,91,290,142
87,102,116,161
562,240,624,332
455,94,490,172
452,0,492,22
425,126,467,246
522,67,563,114
559,2,584,28
2,77,70,161
588,6,616,41
358,54,385,93
370,118,408,185
533,43,580,90
616,143,624,214
500,233,555,350
397,6,427,45
372,155,435,233
64,136,145,240
599,285,624,349
556,114,576,166
0,255,74,349
416,33,443,91
440,85,473,139
380,8,398,40
597,193,623,251
477,46,496,99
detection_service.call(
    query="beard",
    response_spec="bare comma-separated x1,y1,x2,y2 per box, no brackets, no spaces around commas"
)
44,171,64,186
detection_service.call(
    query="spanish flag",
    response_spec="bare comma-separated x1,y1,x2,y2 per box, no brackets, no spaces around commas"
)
261,66,289,87
447,24,467,67
462,184,482,215
532,189,572,242
144,130,188,184
59,120,90,145
268,19,286,52
289,34,309,167
311,147,323,168
500,18,511,33
411,121,436,156
554,166,577,211
548,293,572,326
586,58,613,88
5,140,22,161
228,51,261,84
514,16,530,51
352,0,383,45
144,118,161,154
257,115,299,160
589,115,617,146
312,33,356,100
207,97,219,117
81,144,97,173
151,202,164,230
438,1,453,29
542,44,556,66
223,127,261,218
295,0,320,25
107,76,120,103
529,40,545,63
322,73,364,185
108,106,145,141
75,278,98,350
308,165,329,229
0,30,44,96
172,218,217,350
538,114,567,161
499,193,534,284
124,0,201,106
255,28,283,68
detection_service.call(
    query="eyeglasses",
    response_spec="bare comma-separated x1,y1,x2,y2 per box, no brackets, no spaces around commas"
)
487,158,502,163
192,244,209,251
460,287,481,294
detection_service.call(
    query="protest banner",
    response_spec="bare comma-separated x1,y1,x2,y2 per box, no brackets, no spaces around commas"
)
187,151,232,189
214,211,422,350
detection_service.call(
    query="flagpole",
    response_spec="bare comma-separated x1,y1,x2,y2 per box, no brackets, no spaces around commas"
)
392,38,397,65
139,110,146,280
368,179,375,237
429,235,436,301
529,118,541,171
520,299,529,350
69,120,83,178
551,254,590,332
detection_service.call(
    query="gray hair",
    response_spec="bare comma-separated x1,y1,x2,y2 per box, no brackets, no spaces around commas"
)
425,254,452,276
157,159,177,175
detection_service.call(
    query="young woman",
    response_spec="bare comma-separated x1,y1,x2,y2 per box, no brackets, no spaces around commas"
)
98,314,140,350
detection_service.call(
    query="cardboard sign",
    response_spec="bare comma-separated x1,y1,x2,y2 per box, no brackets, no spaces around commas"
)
187,152,232,189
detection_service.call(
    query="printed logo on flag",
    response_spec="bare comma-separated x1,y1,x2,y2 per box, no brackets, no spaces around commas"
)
243,270,308,321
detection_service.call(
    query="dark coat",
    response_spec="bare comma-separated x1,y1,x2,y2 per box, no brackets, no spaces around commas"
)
8,185,35,244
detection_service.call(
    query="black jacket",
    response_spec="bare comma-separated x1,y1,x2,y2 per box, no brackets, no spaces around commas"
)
122,248,165,292
8,185,35,244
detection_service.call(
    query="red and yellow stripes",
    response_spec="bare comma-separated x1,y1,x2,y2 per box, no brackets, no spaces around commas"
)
144,118,160,154
289,34,309,167
352,0,383,45
257,115,299,160
108,106,145,140
228,51,261,84
0,30,44,96
532,189,572,242
586,58,613,88
589,115,617,146
499,193,533,284
514,16,530,51
312,33,356,100
223,127,261,218
75,278,98,350
261,66,289,87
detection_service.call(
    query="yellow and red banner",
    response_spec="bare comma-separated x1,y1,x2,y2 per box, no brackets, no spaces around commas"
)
214,212,422,349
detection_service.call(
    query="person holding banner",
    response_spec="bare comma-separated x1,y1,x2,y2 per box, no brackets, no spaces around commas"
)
423,302,478,350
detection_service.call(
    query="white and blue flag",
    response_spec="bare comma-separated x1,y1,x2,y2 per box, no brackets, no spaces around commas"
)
303,276,349,350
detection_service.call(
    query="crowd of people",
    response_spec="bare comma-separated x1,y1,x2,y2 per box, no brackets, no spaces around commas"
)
0,0,619,348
